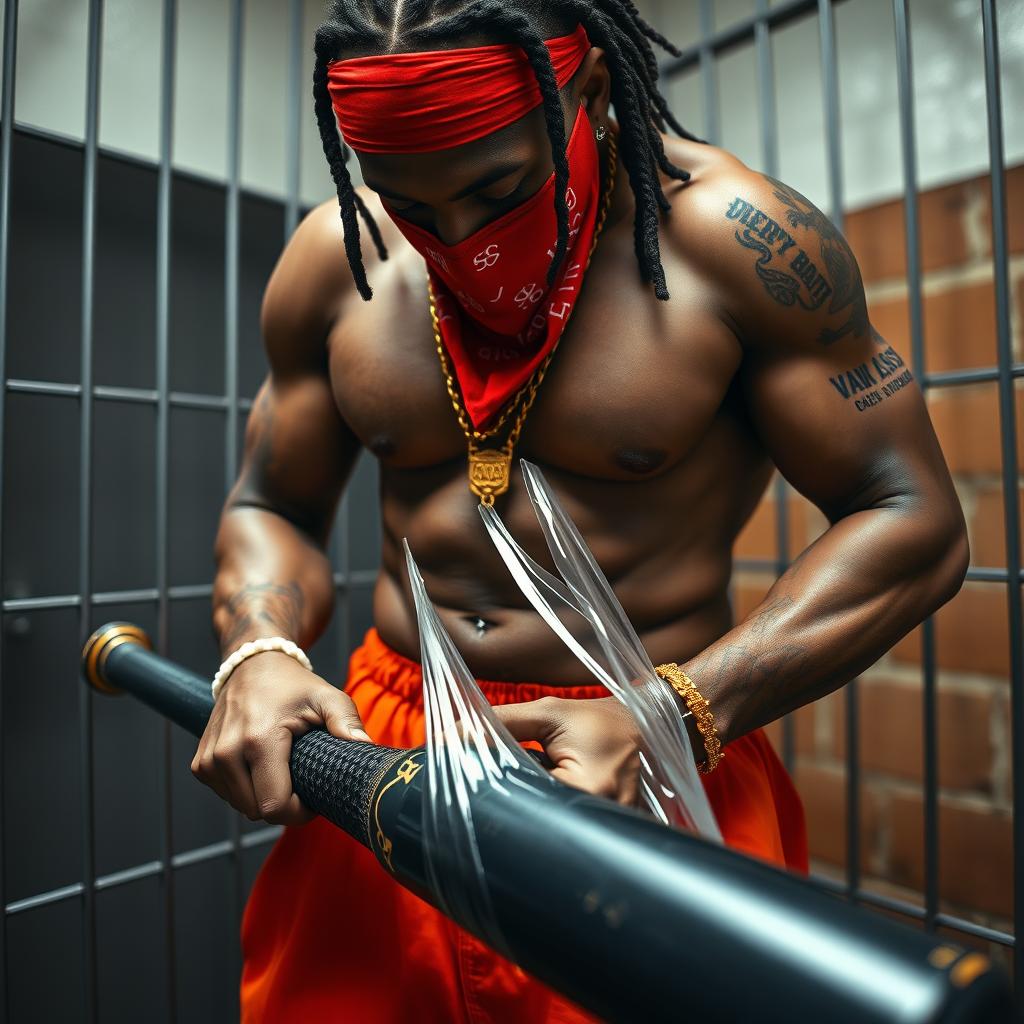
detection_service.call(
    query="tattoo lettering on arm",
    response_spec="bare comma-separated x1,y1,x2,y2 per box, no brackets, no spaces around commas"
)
725,175,874,346
219,581,305,652
827,343,915,413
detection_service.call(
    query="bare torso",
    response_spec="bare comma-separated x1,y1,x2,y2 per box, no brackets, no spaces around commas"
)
326,137,773,682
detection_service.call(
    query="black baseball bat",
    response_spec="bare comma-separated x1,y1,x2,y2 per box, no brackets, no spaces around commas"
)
83,622,1013,1023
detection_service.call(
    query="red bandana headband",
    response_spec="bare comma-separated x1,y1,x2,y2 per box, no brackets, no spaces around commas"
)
326,25,591,153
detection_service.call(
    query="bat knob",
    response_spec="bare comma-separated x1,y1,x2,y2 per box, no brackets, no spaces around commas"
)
82,621,152,695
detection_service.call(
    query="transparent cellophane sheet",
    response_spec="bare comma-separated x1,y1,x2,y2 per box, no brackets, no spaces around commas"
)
404,460,719,956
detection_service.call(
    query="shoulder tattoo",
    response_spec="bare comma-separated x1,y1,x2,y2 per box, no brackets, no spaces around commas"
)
725,175,876,346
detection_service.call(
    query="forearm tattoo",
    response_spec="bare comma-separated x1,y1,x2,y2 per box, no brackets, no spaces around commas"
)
685,594,811,740
218,581,305,652
725,175,874,346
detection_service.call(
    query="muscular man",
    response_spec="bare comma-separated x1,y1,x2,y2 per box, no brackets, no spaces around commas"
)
193,3,968,1020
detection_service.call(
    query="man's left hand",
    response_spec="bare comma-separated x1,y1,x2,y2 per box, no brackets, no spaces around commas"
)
492,695,643,807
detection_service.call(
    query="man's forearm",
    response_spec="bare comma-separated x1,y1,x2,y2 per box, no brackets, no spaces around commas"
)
212,506,337,658
683,504,968,748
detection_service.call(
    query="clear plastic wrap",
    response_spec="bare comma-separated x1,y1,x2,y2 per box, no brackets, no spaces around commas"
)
403,539,554,956
479,460,720,840
401,460,719,954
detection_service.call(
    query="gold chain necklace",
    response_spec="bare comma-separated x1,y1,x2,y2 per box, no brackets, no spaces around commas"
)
428,130,618,505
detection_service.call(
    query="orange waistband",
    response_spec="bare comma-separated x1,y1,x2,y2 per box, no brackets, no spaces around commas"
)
352,627,612,707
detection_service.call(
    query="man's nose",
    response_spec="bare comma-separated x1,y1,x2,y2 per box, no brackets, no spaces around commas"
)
432,206,486,247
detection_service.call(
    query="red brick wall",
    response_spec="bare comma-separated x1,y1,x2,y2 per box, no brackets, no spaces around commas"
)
731,164,1023,967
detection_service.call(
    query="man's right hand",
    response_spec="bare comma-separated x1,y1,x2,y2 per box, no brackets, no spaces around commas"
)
190,651,373,827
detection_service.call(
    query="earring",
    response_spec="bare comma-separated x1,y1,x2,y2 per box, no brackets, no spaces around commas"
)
595,124,607,141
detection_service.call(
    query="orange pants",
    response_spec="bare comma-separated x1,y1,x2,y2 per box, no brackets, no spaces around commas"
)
240,628,808,1023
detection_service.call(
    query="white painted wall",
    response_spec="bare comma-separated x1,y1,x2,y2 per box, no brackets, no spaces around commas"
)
5,0,338,204
5,0,1023,214
645,0,1024,213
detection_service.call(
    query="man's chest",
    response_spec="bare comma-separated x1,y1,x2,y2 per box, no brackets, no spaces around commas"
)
328,249,744,481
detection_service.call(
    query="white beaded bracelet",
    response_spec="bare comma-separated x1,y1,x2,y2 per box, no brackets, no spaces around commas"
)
211,636,312,700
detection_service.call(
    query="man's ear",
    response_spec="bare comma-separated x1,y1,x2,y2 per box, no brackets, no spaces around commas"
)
575,47,611,129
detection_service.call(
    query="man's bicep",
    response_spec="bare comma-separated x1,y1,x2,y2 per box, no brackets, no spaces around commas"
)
740,330,948,524
231,371,362,544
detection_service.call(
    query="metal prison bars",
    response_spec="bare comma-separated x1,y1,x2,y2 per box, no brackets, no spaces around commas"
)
0,0,1018,1020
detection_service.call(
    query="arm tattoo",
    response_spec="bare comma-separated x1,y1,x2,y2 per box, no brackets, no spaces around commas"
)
219,581,305,651
725,175,874,346
685,594,811,738
826,345,915,413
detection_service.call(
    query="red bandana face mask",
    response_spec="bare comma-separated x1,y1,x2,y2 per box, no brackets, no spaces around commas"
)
327,26,599,429
387,105,600,427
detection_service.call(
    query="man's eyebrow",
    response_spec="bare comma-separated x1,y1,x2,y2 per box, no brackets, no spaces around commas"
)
364,181,413,202
365,161,527,205
448,161,527,201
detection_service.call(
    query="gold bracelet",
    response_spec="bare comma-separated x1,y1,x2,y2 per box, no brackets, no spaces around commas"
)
654,663,724,775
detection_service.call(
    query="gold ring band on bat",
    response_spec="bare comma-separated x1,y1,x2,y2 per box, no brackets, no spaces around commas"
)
82,622,153,695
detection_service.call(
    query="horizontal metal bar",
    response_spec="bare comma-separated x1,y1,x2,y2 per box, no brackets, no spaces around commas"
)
5,827,281,917
4,881,84,916
6,121,304,211
95,384,159,404
660,0,850,78
934,913,1015,947
5,379,81,397
92,588,160,606
924,365,1024,388
168,583,214,600
967,566,1022,584
3,561,1015,618
335,570,378,588
809,873,1014,946
13,363,1020,406
2,593,82,612
171,839,233,870
93,859,163,891
732,557,778,574
6,379,254,411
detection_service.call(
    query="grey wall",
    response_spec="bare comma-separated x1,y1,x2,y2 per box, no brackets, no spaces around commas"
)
2,100,379,1024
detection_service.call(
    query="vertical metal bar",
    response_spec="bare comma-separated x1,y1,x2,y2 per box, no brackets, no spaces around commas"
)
156,0,178,1017
284,0,303,241
754,0,795,772
754,0,779,182
0,1,17,1019
78,1,104,1018
225,0,245,996
817,0,844,231
892,0,938,931
980,0,1024,1005
816,0,861,899
226,0,242,483
698,0,719,145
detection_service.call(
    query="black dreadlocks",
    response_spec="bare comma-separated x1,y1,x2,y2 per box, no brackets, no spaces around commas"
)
313,1,699,302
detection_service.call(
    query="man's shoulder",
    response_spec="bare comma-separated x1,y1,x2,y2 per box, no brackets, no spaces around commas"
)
658,140,790,277
658,141,866,351
261,189,413,368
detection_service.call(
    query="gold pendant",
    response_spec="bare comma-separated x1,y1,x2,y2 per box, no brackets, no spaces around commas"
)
468,444,512,506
